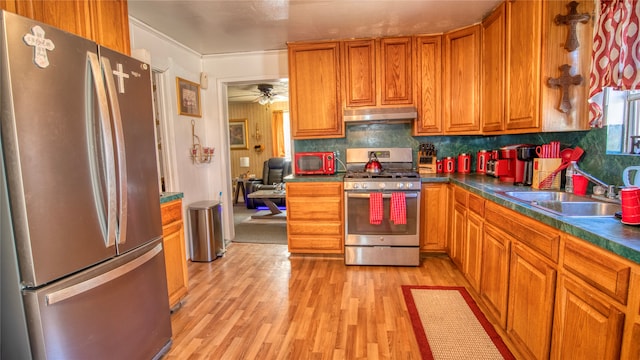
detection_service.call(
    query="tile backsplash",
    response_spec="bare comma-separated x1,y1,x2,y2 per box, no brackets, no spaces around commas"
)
294,123,640,187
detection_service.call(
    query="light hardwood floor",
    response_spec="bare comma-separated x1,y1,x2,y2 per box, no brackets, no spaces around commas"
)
164,243,470,359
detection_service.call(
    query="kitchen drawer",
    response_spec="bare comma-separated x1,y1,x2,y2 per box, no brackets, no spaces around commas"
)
485,201,559,262
468,193,484,216
454,186,468,206
286,182,343,197
287,199,342,221
161,200,182,225
562,235,630,305
288,221,342,236
288,235,343,252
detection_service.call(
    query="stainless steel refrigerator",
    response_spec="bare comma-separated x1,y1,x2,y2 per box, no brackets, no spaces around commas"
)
0,11,172,359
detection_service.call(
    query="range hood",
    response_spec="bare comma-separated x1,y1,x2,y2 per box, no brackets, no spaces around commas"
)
343,107,417,124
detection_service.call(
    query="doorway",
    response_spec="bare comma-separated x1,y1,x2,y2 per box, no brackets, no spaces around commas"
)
225,80,290,244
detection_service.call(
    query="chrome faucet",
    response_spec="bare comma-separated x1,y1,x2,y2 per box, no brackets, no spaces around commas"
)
570,161,617,199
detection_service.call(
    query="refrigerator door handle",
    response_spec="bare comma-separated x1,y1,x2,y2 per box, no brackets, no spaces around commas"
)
87,52,117,248
45,243,163,305
101,57,128,245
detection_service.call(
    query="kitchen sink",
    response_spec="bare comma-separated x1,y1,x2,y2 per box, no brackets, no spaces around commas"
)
497,190,621,217
531,200,621,218
499,190,590,203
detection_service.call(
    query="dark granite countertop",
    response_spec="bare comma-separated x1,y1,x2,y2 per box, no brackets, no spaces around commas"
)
443,173,640,265
284,173,345,182
159,192,184,204
284,171,640,264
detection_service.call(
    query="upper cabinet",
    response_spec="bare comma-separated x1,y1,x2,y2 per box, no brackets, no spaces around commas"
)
342,37,413,108
287,0,594,138
540,0,594,132
481,3,506,133
379,37,413,105
288,41,344,139
505,0,543,131
414,35,443,135
443,25,481,134
498,0,593,133
0,0,130,55
342,39,376,107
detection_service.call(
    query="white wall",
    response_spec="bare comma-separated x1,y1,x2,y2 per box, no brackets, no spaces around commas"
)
129,17,288,250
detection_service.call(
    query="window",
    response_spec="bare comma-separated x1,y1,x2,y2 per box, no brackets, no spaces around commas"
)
605,88,640,155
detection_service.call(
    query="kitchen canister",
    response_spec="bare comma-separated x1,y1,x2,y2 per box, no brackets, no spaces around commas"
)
476,150,489,174
458,153,471,173
436,160,443,173
443,157,456,173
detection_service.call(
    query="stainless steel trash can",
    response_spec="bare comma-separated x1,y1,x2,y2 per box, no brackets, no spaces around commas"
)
188,201,225,262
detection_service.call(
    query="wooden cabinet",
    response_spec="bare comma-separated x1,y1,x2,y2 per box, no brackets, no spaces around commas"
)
379,37,413,106
449,187,467,268
451,188,484,291
507,243,556,360
551,275,625,359
419,183,448,252
505,0,542,131
288,41,343,139
540,0,594,132
342,37,413,108
0,0,130,55
413,35,443,135
342,39,376,107
465,209,483,291
481,2,505,133
443,24,481,134
160,199,189,309
480,222,511,329
286,182,344,253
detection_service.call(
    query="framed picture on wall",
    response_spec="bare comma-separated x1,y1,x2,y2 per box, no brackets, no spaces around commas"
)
176,77,201,117
229,119,249,150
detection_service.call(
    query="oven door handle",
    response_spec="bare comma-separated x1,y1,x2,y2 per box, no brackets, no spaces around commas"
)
346,192,419,199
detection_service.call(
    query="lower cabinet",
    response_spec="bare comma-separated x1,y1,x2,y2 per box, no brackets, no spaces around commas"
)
286,182,344,253
420,183,448,251
450,185,640,360
551,275,625,359
480,223,511,329
507,243,556,360
160,199,189,309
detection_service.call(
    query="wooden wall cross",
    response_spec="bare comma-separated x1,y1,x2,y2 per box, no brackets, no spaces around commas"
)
554,1,591,52
547,64,583,113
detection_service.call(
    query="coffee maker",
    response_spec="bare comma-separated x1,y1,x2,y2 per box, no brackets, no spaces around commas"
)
486,145,529,183
516,145,537,186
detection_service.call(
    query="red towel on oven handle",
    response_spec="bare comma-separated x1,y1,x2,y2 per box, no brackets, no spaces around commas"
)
390,192,406,225
370,192,383,225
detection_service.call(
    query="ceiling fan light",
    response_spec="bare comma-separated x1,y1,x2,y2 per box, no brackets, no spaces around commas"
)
258,96,269,105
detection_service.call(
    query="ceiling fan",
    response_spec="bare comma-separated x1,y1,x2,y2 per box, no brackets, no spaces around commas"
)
255,83,289,105
228,83,288,104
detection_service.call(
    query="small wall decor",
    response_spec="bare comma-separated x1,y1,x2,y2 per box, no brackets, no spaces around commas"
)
229,119,249,150
547,64,583,113
189,120,213,164
554,1,590,52
176,77,201,117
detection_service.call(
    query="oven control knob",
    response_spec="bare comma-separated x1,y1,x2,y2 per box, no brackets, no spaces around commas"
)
406,182,414,189
378,183,385,189
361,183,368,189
395,182,403,189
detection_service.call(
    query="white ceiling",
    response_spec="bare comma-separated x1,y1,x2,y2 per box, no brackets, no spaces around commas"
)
127,0,502,55
128,0,502,102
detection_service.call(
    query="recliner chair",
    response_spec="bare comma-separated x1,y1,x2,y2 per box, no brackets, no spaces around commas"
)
245,157,292,209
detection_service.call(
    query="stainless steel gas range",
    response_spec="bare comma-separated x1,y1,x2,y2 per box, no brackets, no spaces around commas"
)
343,148,421,266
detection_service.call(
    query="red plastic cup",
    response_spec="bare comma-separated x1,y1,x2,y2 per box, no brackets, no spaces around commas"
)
621,188,640,224
572,174,588,195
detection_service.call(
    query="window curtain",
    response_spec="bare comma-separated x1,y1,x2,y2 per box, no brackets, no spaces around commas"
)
588,0,640,127
271,110,285,157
